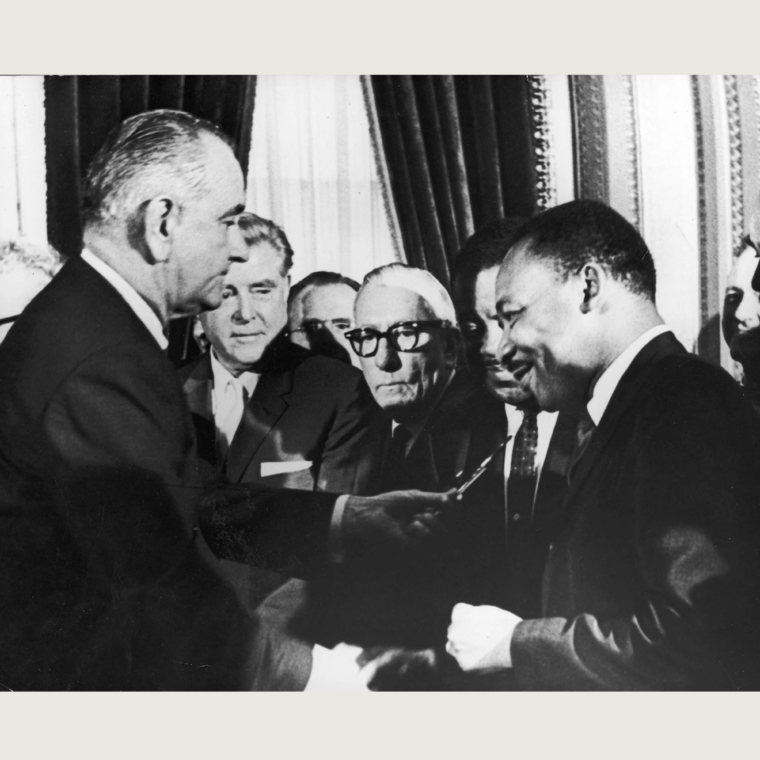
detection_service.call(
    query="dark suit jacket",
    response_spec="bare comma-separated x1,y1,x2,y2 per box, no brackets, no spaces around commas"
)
511,332,760,690
180,336,379,495
0,257,338,690
470,410,578,619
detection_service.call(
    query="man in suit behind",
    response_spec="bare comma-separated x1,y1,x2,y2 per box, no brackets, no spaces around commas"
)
0,109,449,690
446,199,760,689
181,213,381,605
181,213,379,496
288,270,361,367
451,218,578,619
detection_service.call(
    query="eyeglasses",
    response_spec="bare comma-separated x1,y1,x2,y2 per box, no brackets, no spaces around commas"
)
0,314,19,327
345,320,449,358
291,318,353,336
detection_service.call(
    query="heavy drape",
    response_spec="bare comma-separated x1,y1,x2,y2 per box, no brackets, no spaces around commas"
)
43,75,257,362
370,75,538,290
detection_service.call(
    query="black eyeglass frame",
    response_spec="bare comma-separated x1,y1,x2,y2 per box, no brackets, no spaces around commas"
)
0,314,19,327
345,320,450,357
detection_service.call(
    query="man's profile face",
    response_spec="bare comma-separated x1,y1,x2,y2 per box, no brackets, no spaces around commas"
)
354,284,453,420
495,244,590,413
289,282,359,367
200,242,290,375
170,135,248,315
722,245,760,348
457,265,533,406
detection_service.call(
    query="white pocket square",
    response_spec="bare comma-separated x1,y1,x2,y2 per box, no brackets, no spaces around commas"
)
261,460,312,477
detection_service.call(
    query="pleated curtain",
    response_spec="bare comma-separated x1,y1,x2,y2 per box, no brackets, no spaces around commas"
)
370,75,538,290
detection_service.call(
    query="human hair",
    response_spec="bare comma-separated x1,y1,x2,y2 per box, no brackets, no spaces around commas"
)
0,239,64,278
510,199,657,300
358,263,458,324
451,216,528,300
81,109,232,233
236,212,294,275
288,270,360,306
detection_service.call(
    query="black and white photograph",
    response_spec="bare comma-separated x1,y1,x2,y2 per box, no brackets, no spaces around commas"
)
3,64,760,756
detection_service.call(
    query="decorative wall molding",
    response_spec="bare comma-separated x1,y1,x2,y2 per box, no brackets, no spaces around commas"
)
571,75,609,204
724,74,744,255
605,75,642,230
527,75,556,211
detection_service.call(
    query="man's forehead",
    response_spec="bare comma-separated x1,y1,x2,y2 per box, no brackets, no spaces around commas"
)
355,284,434,326
303,283,356,312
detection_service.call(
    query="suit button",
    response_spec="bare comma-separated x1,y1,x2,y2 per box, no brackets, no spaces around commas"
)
512,513,521,522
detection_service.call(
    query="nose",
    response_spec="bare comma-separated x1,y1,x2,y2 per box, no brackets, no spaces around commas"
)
233,294,255,323
481,320,502,361
496,325,516,367
374,336,401,372
735,293,760,329
229,225,250,263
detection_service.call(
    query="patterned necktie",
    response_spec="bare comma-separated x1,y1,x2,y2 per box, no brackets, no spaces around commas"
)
507,406,540,526
216,376,248,461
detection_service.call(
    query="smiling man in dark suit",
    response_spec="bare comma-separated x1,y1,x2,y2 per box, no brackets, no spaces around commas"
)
0,109,449,690
447,199,760,690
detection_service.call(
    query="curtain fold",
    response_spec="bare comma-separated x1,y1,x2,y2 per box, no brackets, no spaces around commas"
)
370,75,538,289
43,75,257,363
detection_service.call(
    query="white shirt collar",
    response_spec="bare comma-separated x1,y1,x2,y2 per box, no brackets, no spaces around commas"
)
209,348,259,399
80,249,168,350
586,325,670,426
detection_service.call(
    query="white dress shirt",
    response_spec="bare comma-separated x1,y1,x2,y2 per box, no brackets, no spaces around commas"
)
80,249,168,350
209,348,259,455
586,325,670,426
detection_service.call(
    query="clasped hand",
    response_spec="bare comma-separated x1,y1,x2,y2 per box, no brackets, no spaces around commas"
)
446,603,522,672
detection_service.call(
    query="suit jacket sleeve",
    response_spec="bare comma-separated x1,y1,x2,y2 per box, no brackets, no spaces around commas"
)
313,370,381,496
40,342,335,688
511,368,760,690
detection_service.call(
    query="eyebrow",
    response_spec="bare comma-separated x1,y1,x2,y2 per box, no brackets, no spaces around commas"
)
219,203,246,220
249,279,279,288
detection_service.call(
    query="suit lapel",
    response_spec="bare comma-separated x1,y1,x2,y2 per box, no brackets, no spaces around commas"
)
565,331,685,502
225,368,292,482
182,353,216,465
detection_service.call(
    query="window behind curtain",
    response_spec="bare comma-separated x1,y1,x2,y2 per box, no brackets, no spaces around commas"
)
245,75,401,285
0,76,47,244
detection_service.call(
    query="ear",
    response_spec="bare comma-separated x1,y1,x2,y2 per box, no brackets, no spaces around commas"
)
143,196,180,264
579,263,605,314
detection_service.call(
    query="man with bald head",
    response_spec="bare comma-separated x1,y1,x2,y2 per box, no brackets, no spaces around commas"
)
446,199,760,690
0,110,448,690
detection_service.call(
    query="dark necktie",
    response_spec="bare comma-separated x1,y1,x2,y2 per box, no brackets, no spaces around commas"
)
507,407,539,527
385,424,414,491
568,409,596,484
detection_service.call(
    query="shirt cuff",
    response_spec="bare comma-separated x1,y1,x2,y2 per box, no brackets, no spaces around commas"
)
476,616,522,670
328,494,350,563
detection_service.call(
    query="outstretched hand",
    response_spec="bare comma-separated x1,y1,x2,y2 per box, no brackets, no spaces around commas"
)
341,488,458,560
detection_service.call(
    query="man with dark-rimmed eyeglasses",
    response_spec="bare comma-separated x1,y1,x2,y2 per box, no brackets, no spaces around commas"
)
249,263,506,689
